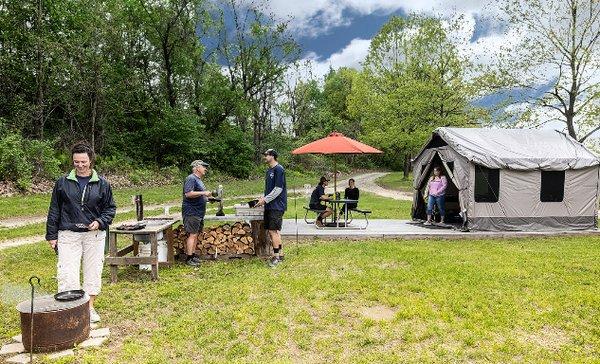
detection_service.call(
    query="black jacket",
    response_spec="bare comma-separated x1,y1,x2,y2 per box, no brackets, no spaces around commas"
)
45,169,116,240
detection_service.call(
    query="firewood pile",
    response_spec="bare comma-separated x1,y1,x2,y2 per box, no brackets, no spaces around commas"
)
173,222,255,256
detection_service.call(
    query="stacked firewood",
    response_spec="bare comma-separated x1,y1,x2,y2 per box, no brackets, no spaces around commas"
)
173,222,255,256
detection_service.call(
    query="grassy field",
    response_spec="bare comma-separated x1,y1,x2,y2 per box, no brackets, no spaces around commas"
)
0,192,412,242
0,235,599,363
0,172,321,220
375,172,413,192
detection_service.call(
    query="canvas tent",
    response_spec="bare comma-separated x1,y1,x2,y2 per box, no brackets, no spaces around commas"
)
411,127,600,231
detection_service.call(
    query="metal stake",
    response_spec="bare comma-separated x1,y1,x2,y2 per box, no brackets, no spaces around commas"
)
28,276,41,362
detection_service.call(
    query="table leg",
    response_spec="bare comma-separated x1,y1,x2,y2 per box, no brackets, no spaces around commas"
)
166,227,175,264
344,204,348,227
150,233,158,281
132,236,139,256
109,232,118,283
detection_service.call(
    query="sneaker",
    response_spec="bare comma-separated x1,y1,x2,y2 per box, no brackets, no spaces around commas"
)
191,254,201,263
186,258,200,267
267,257,280,267
90,308,101,323
423,221,432,226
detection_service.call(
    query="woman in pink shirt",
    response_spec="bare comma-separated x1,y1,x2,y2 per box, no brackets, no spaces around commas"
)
425,166,447,225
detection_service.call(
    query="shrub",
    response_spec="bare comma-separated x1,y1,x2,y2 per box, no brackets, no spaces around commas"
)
26,139,62,180
0,133,31,189
96,155,135,174
201,126,254,178
0,132,61,190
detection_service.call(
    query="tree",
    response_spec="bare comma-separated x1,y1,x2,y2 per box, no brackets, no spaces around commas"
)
215,0,300,160
485,0,600,142
135,0,205,109
349,15,478,175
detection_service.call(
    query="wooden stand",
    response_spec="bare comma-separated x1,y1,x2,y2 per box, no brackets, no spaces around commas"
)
251,220,272,257
202,215,270,257
106,217,179,282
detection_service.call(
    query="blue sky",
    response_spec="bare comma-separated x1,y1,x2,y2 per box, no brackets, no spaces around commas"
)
296,8,496,61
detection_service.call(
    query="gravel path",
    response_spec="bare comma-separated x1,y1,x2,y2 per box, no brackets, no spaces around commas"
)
343,172,412,201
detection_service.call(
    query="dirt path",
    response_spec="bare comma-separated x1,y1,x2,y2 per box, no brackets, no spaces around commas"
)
330,172,412,201
0,172,408,250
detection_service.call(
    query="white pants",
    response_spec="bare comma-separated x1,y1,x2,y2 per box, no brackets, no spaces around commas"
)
57,230,106,296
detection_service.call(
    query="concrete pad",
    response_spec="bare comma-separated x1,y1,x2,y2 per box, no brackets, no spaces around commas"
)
6,353,33,363
12,335,22,343
79,336,107,348
89,328,110,338
0,342,25,355
46,349,74,360
281,219,600,240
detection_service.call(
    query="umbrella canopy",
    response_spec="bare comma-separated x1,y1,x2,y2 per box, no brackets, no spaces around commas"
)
292,132,383,209
292,132,383,155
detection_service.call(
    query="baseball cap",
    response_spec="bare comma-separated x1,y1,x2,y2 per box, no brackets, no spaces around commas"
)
190,160,209,168
263,149,278,158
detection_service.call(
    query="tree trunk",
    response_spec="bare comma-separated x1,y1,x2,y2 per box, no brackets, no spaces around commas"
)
35,0,45,139
403,154,411,179
162,41,176,108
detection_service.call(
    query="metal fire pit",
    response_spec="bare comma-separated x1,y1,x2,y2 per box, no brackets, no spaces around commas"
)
17,294,90,353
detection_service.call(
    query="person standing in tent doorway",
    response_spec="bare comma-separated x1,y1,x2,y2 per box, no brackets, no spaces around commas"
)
425,166,447,225
256,149,287,267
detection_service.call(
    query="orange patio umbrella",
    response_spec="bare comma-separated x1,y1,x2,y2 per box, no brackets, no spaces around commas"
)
292,132,383,196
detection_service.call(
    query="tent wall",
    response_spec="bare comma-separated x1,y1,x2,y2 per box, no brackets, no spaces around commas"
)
468,166,599,231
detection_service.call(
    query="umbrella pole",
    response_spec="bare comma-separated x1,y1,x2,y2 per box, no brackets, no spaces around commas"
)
333,157,337,224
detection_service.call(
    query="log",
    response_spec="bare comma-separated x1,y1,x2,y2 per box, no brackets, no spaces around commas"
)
173,221,261,258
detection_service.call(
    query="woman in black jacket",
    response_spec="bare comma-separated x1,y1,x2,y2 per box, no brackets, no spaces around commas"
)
46,142,116,323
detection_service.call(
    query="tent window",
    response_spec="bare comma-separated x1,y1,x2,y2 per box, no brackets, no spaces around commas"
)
474,165,499,202
540,171,565,202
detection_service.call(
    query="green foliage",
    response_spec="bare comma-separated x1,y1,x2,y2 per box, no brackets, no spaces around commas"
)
26,139,62,180
0,134,31,189
0,132,61,190
95,155,135,174
200,126,254,179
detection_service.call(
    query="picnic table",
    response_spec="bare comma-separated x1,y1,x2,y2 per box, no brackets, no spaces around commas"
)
106,217,179,282
325,199,359,228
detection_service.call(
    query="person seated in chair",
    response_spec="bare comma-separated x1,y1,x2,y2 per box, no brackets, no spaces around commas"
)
339,178,359,219
310,176,333,227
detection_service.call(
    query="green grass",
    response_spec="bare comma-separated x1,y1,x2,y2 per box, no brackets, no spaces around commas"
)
1,236,599,363
0,173,321,220
0,192,411,242
375,172,413,192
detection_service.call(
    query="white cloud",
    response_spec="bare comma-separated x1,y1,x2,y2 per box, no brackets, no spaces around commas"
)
303,38,372,79
266,0,489,37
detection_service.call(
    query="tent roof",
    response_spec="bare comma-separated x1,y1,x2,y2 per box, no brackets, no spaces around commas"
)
416,127,599,170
